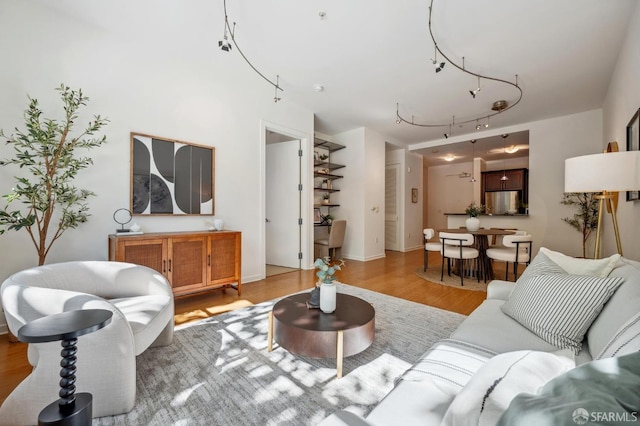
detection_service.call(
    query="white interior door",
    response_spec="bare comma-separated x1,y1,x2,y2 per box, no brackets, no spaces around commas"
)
385,163,401,251
266,140,301,268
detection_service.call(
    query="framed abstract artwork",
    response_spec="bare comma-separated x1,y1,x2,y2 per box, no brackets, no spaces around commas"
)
130,132,215,215
626,108,640,201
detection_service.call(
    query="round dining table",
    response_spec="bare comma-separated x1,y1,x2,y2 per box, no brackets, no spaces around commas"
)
436,228,515,281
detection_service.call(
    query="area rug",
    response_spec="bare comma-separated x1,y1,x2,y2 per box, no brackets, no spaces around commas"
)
415,266,488,292
95,284,465,426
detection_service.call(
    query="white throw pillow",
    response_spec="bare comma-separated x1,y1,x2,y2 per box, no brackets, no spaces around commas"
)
516,250,566,283
587,257,640,359
539,247,620,277
441,350,575,426
501,273,624,353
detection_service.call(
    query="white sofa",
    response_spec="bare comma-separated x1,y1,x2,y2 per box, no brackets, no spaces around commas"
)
320,249,640,425
0,261,174,426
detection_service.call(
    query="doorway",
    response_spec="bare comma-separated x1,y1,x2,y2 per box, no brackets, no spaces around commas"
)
385,163,401,251
265,131,302,273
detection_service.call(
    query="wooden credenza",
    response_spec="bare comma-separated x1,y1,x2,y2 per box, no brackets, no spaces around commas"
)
108,230,241,297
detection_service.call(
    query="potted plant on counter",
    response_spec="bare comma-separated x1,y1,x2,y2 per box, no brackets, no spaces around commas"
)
464,202,484,231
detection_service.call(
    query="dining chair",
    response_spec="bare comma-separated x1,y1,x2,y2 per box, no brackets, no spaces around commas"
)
315,220,347,260
486,234,533,281
423,228,442,271
439,232,480,286
489,227,518,246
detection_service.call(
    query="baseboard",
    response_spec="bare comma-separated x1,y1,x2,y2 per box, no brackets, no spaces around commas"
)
0,324,8,335
403,245,423,252
243,273,264,284
341,253,387,262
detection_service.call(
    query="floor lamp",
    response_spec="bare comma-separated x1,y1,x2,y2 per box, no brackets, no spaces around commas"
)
565,151,640,259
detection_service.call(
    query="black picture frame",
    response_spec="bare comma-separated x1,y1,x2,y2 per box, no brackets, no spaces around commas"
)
626,108,640,201
130,132,215,215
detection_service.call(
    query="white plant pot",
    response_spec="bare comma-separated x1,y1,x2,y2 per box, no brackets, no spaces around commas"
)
320,281,337,313
465,217,480,231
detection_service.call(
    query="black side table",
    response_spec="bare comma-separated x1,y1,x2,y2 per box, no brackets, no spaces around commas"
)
17,309,113,426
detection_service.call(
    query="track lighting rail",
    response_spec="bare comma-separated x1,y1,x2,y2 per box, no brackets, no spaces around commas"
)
220,0,283,102
396,0,523,130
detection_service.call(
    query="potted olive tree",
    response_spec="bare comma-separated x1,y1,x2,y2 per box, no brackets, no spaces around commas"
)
0,84,108,265
561,192,599,258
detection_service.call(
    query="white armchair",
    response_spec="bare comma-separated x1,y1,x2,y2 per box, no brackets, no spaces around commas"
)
0,261,174,425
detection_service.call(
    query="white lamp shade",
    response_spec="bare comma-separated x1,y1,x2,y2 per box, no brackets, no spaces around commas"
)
565,151,640,192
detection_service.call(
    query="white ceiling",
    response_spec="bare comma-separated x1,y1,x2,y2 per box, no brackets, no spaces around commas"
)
222,0,636,146
47,0,637,149
412,130,529,166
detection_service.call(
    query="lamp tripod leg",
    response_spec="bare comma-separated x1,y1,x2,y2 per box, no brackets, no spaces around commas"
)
594,197,605,259
608,197,623,256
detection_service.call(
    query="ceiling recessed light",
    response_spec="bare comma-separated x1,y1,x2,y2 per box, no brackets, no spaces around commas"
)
313,84,324,92
505,145,519,154
444,154,455,162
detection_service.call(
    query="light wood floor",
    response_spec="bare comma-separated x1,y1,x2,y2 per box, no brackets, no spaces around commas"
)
0,249,503,405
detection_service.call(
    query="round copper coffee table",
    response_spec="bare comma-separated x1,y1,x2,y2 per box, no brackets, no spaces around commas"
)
268,292,375,378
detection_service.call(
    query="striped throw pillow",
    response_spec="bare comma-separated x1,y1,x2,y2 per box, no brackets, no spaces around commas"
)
501,273,624,353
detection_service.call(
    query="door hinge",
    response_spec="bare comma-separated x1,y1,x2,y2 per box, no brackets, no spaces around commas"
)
298,252,303,260
298,149,303,157
298,183,303,191
298,218,303,225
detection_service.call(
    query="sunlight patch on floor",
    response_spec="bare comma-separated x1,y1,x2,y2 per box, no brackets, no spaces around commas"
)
174,300,255,325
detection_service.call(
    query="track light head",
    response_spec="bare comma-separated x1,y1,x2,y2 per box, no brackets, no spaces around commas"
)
218,31,231,52
435,62,445,73
218,37,232,52
443,133,449,139
396,118,401,124
475,124,481,130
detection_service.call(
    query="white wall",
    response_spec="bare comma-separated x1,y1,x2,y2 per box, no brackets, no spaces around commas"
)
363,129,387,259
602,1,640,260
0,2,314,331
333,128,386,261
427,162,475,231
